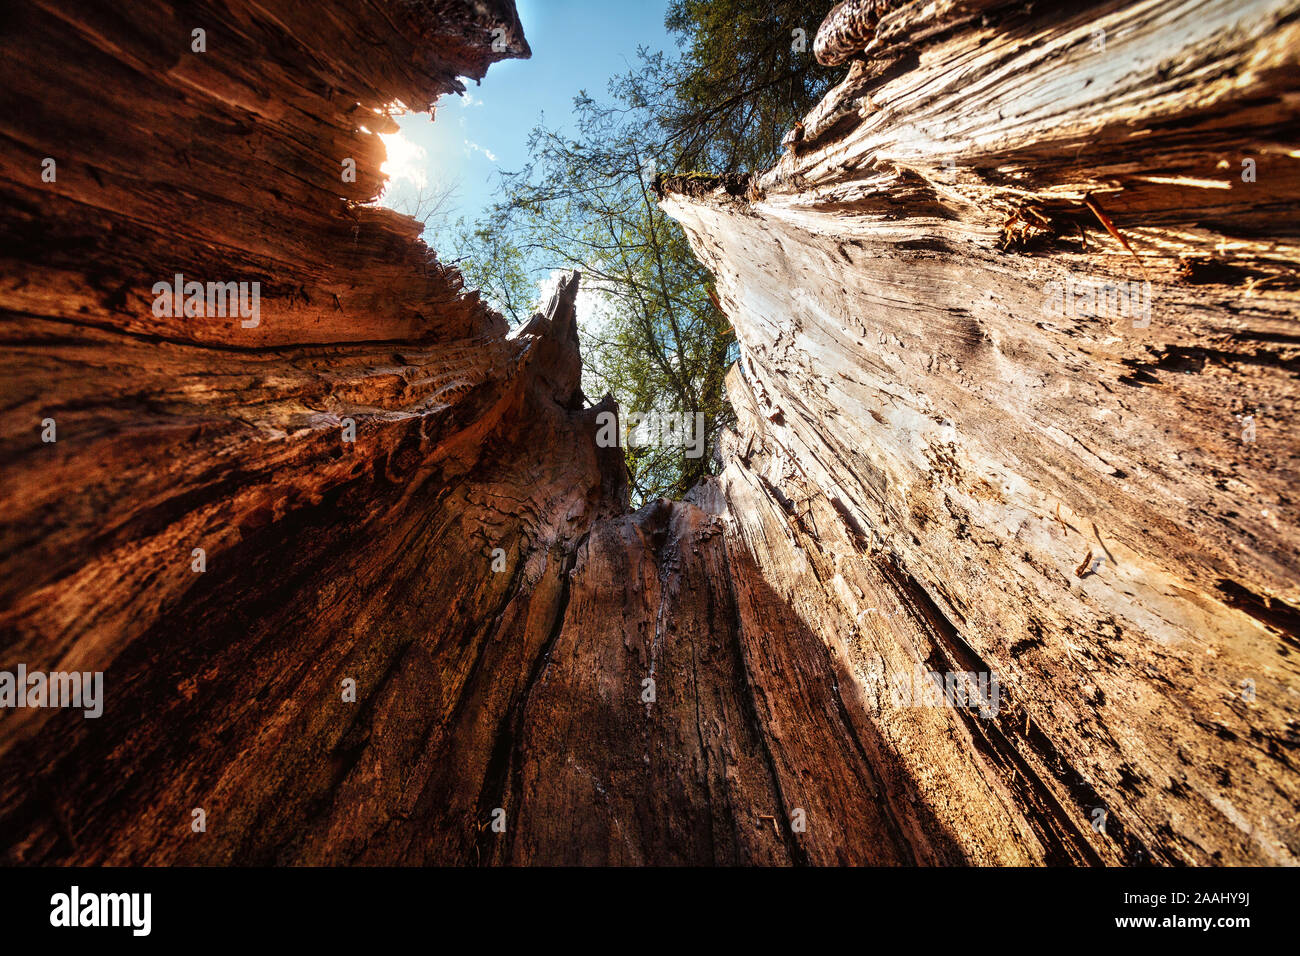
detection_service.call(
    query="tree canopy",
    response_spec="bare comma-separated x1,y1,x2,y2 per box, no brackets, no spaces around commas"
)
451,0,837,503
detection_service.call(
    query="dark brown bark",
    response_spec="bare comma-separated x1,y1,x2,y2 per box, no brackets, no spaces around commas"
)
0,0,1295,866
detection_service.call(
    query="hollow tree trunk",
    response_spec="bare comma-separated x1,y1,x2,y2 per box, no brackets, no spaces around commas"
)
0,0,1295,866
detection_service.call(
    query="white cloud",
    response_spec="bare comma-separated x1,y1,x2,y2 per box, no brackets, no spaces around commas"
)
379,130,428,188
464,139,499,163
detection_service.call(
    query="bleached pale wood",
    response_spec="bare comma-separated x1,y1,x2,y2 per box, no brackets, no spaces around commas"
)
663,0,1300,864
1,0,1295,867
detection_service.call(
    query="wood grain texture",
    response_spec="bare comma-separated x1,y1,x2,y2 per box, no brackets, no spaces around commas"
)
662,0,1300,864
0,0,1295,866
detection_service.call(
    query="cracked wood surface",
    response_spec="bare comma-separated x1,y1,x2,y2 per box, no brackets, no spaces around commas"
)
0,0,1296,865
662,0,1299,864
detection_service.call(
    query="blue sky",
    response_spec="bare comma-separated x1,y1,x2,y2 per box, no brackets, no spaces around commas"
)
379,0,674,244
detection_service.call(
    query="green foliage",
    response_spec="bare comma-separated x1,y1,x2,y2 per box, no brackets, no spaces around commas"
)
646,0,837,170
451,219,534,325
452,0,837,504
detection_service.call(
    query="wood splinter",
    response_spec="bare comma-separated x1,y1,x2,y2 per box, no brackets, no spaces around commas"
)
1083,193,1149,281
1075,550,1094,578
1053,503,1071,535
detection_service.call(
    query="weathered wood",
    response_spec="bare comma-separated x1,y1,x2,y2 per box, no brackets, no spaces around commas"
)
662,0,1300,864
0,0,1295,866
